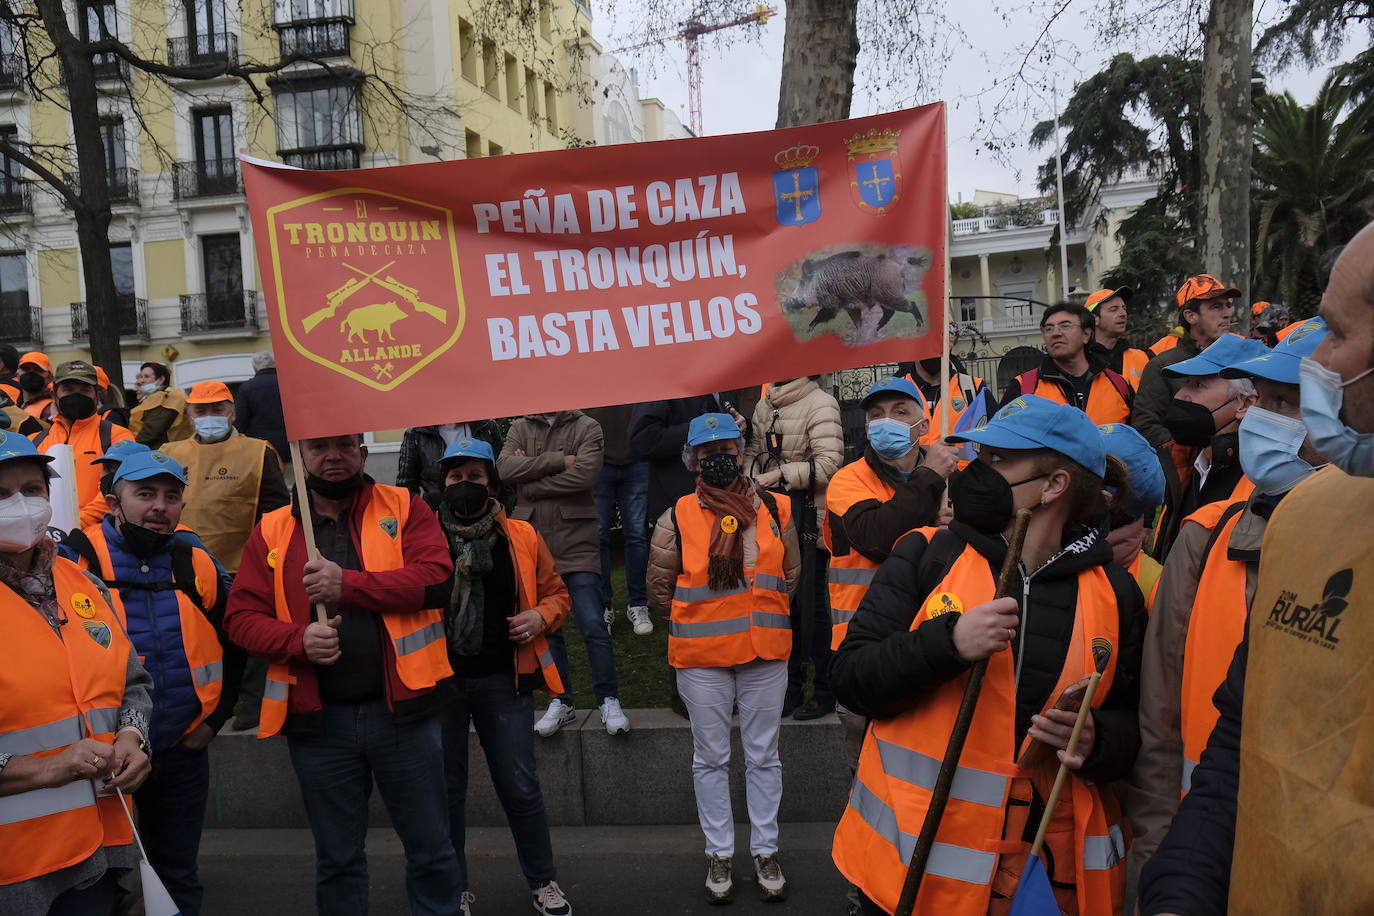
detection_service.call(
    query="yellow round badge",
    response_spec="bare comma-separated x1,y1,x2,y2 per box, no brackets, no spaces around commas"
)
267,548,281,569
71,592,96,619
923,592,964,618
720,515,739,534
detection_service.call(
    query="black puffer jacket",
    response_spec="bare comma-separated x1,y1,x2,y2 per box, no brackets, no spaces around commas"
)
831,520,1146,783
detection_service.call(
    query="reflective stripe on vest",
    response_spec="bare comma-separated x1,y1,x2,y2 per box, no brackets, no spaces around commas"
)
832,542,1125,916
1179,505,1250,795
668,493,792,668
263,677,289,702
824,458,895,651
0,780,99,827
829,567,875,587
395,619,445,656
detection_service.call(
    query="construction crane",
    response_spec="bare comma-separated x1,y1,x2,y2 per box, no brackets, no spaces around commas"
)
612,5,776,136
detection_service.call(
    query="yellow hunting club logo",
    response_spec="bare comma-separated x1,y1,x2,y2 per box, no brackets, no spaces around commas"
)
266,188,466,392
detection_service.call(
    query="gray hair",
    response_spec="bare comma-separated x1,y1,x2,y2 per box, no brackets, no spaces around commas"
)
1226,377,1256,401
681,437,744,472
252,351,275,371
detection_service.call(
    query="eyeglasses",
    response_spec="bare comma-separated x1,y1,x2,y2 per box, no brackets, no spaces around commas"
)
1041,321,1083,334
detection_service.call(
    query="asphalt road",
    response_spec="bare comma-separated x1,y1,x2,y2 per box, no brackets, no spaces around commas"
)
200,823,851,915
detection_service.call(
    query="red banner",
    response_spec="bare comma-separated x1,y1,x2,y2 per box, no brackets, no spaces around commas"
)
242,103,947,439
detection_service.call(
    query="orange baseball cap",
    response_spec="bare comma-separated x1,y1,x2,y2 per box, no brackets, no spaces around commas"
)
19,351,51,373
95,366,110,389
1175,274,1240,309
1084,287,1132,311
1251,300,1270,317
187,380,234,404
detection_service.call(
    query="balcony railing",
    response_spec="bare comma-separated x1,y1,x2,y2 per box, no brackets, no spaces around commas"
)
277,19,352,58
0,180,32,214
167,33,239,70
0,304,42,346
0,49,24,89
952,210,1059,237
65,167,139,205
281,145,360,170
180,290,260,335
172,159,242,199
70,295,147,341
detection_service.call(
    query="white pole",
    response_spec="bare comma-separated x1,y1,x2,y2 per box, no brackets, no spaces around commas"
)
1052,81,1070,300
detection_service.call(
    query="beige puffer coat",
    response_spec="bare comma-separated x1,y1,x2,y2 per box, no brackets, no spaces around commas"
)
742,377,844,527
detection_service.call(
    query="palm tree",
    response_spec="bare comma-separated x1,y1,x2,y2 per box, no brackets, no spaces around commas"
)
1252,73,1374,312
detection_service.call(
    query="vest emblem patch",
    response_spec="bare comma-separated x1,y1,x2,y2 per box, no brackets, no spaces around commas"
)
71,592,96,619
379,516,399,538
924,591,963,618
1091,636,1114,670
83,621,112,649
267,548,280,569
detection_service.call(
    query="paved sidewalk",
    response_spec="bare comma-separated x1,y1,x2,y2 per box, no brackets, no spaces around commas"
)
201,823,849,915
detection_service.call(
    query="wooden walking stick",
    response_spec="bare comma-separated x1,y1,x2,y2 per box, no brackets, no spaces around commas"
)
289,440,330,625
1027,666,1106,863
893,506,1034,916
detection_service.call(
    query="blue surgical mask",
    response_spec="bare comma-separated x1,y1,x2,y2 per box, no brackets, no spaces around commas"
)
867,417,916,459
1238,406,1316,496
1299,357,1374,478
139,382,160,394
193,414,232,442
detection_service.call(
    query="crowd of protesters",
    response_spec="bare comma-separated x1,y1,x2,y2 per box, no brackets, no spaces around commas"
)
1,221,1372,916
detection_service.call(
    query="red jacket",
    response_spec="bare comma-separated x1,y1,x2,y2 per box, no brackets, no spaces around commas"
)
225,483,454,724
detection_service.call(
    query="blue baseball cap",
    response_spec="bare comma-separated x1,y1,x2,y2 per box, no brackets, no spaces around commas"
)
1098,423,1165,516
687,413,741,446
91,440,152,467
439,437,495,465
860,375,926,410
0,429,56,469
112,449,187,485
1164,335,1270,377
947,395,1107,476
1220,317,1328,385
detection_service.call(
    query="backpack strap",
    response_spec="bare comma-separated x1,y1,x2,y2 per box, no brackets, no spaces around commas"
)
1196,500,1247,582
32,426,48,447
170,540,208,614
99,419,113,453
1104,368,1135,410
63,528,102,573
1019,369,1039,398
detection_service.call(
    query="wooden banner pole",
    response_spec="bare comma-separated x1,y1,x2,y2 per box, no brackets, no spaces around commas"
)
289,440,329,626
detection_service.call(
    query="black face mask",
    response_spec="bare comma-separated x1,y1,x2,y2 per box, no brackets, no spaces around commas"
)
699,452,742,489
443,481,490,518
305,472,365,500
1165,397,1234,447
18,372,45,393
57,393,96,421
118,519,174,558
948,459,1047,533
918,357,943,375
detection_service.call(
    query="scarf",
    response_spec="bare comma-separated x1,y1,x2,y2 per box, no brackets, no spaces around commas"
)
695,475,758,592
437,498,501,656
0,537,61,627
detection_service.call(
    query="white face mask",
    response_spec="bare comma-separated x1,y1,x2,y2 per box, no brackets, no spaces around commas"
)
139,382,161,394
193,415,232,443
1238,406,1317,496
1299,357,1374,478
0,491,54,553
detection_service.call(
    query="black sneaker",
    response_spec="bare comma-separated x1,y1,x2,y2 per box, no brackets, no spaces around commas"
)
793,697,835,720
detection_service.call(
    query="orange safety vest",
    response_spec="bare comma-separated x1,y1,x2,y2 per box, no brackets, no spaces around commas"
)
907,372,987,446
1120,348,1151,389
0,558,134,884
1150,334,1181,354
668,493,792,669
32,414,133,514
832,544,1126,916
256,485,451,738
504,516,565,696
1017,368,1133,425
22,393,53,421
823,458,895,650
1178,503,1248,796
75,524,224,737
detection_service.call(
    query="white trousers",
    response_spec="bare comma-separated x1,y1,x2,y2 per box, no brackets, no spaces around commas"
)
676,658,788,857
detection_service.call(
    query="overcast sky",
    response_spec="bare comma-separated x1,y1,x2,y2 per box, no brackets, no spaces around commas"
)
592,0,1362,201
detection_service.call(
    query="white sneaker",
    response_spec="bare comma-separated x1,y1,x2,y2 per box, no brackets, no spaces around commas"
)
602,603,615,627
705,854,733,904
460,890,474,916
599,697,630,735
627,605,654,636
532,880,571,916
535,699,576,737
753,853,788,901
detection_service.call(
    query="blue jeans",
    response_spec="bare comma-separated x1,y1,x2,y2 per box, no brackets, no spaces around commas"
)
441,674,556,891
134,742,210,915
287,700,461,916
545,571,620,705
594,461,649,607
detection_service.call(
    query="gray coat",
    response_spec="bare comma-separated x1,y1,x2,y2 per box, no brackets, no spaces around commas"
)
497,411,604,575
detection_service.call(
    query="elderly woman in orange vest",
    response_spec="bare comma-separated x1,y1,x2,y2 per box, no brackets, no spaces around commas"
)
648,412,801,905
0,430,152,914
831,396,1147,916
430,437,574,916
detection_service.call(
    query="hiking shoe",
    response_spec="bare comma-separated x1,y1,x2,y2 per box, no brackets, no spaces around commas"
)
602,603,615,627
754,853,787,901
628,605,654,636
599,697,630,735
705,854,733,904
460,890,474,916
532,880,571,916
535,699,576,737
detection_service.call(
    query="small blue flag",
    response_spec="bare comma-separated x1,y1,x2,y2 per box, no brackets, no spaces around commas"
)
1008,853,1058,916
950,387,997,461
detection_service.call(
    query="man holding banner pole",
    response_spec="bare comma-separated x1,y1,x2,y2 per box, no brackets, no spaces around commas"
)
225,433,461,915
